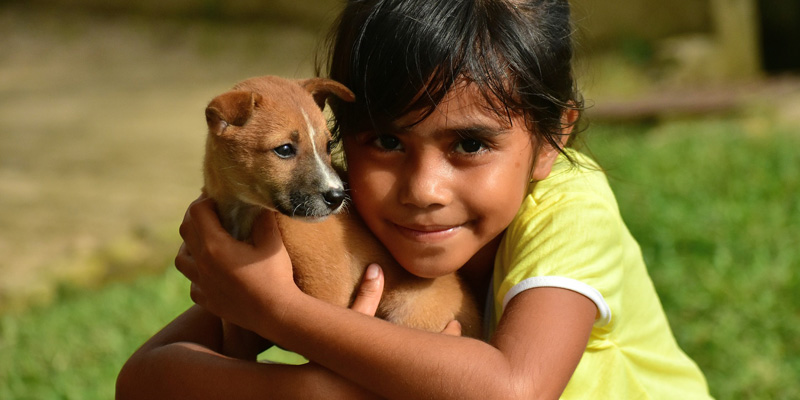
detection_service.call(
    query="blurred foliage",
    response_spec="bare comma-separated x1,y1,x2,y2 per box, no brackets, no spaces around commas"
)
10,0,343,28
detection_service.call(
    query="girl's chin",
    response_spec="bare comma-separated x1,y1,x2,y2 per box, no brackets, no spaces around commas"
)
393,253,467,279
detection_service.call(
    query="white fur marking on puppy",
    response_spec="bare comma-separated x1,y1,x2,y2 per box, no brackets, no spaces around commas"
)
302,109,343,190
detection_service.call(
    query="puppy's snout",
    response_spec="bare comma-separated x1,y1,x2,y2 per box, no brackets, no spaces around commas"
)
323,189,346,209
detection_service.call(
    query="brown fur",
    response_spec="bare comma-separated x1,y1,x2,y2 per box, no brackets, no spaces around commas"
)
203,76,482,344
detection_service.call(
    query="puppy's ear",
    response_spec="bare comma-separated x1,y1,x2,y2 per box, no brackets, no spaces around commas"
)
205,91,262,136
300,78,356,109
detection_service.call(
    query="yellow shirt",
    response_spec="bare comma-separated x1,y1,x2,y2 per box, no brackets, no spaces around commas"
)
491,149,712,399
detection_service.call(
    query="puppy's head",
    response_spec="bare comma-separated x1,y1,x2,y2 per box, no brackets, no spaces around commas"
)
204,76,355,220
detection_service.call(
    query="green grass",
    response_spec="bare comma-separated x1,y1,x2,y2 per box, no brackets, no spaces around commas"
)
586,119,800,399
1,117,798,399
0,268,192,400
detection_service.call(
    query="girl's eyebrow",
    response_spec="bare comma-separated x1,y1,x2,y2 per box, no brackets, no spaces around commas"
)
390,122,510,138
449,125,510,138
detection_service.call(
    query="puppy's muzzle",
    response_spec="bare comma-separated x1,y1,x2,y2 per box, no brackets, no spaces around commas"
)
322,188,346,210
281,183,347,219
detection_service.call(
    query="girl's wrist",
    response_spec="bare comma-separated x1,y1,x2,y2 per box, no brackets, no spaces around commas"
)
252,281,308,342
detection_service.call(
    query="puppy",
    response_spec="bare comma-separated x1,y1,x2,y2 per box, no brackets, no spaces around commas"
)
202,76,482,352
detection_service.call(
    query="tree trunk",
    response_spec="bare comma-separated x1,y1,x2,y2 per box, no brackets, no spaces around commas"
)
710,0,763,79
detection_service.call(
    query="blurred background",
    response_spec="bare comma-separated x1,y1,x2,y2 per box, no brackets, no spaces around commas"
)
0,0,798,398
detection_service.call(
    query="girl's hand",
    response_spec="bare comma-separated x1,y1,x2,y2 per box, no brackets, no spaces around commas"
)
351,264,463,336
349,264,385,316
175,195,463,340
174,195,299,336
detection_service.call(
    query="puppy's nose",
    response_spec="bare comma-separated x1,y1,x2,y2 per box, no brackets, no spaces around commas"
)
322,189,345,209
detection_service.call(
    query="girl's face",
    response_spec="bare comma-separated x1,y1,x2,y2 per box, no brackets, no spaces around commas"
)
343,84,560,278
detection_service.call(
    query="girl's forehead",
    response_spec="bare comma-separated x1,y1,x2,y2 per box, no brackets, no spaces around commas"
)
396,82,521,131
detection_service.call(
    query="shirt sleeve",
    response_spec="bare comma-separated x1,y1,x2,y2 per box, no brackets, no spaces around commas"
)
493,189,628,328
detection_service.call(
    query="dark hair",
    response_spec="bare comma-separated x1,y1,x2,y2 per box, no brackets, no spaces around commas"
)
318,0,583,156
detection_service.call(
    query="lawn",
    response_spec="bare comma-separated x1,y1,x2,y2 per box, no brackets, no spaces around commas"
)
587,120,800,399
0,268,190,400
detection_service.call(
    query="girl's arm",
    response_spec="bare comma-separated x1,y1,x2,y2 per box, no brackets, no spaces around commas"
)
116,249,391,399
180,198,597,400
116,307,384,400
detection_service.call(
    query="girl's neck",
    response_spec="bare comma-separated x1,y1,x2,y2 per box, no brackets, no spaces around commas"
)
459,234,503,306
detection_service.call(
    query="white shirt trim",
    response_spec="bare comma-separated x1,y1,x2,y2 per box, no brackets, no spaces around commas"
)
502,276,612,327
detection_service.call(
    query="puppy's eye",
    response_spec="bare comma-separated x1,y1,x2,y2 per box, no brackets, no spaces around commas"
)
273,144,296,158
326,140,338,155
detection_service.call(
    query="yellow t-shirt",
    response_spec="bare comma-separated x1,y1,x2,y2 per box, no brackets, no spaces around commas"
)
491,149,712,399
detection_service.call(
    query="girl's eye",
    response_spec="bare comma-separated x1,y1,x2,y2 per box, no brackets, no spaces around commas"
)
373,135,403,151
455,138,487,154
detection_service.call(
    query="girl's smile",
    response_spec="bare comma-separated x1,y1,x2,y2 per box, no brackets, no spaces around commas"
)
393,223,462,243
343,83,550,280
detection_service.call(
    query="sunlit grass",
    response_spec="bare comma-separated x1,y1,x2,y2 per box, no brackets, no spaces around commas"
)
0,268,191,400
587,120,800,399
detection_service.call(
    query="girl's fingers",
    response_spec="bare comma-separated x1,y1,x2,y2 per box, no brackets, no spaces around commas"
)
189,282,206,308
350,264,384,316
174,243,197,282
187,196,231,248
441,320,463,337
178,195,217,255
250,211,284,255
349,265,461,336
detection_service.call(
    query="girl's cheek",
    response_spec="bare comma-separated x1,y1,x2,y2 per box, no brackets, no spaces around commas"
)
346,169,379,211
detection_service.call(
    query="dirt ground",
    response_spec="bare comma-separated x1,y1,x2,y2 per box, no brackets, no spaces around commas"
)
0,5,323,310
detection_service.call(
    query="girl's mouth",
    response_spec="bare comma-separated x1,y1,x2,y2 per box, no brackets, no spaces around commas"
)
393,223,462,243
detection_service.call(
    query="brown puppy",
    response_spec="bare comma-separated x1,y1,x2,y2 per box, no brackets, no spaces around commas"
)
203,76,482,351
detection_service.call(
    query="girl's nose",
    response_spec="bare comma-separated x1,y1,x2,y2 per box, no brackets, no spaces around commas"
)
398,151,452,209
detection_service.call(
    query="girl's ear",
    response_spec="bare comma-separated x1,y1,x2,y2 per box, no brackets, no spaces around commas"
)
529,141,561,181
560,107,579,138
529,108,579,181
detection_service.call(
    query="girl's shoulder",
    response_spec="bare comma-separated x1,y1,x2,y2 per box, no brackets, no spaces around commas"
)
501,148,627,253
528,148,617,210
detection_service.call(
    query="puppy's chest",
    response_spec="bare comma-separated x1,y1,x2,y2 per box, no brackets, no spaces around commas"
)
223,202,262,241
276,215,365,306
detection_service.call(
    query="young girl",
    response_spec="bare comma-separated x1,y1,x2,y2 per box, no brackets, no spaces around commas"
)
117,0,712,398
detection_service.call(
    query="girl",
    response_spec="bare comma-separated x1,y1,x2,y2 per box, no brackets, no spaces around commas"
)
117,0,713,398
